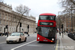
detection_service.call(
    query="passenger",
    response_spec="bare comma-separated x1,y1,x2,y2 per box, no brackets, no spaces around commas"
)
24,31,29,36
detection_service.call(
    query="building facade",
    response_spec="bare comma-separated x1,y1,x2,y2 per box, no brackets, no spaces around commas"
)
0,2,36,33
61,14,75,32
65,16,75,31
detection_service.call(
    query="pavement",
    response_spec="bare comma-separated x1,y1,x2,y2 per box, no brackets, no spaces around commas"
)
58,32,75,50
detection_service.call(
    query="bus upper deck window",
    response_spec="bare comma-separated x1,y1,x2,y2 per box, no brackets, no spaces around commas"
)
49,16,55,20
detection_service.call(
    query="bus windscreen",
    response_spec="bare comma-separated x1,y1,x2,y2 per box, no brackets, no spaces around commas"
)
37,27,56,37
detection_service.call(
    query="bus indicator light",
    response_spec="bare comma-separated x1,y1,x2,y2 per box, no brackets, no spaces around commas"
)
51,41,53,42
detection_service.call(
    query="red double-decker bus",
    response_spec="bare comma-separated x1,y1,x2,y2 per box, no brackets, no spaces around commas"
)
37,13,57,43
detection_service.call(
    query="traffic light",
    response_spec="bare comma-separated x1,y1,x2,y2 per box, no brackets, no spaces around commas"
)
20,22,22,27
27,25,29,29
6,25,8,28
61,24,63,28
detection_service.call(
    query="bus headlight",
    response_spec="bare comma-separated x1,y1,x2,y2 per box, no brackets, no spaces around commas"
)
38,37,40,39
52,38,54,41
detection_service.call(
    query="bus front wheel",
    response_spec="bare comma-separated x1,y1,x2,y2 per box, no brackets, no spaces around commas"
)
39,41,42,43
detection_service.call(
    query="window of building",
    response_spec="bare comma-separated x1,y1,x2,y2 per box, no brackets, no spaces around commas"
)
0,27,2,31
68,29,70,31
12,28,13,31
0,20,1,24
68,25,70,27
2,12,4,15
74,25,75,27
74,29,75,31
9,27,11,31
14,28,15,31
6,21,8,24
0,13,1,17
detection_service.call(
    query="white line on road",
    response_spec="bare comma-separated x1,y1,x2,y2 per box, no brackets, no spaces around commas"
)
60,34,64,50
11,40,36,50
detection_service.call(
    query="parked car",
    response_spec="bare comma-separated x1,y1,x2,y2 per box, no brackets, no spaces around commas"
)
0,33,5,36
0,33,2,36
68,33,75,40
6,32,27,44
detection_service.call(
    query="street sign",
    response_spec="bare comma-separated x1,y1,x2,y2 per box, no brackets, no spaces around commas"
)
61,24,63,28
6,25,8,28
20,22,22,27
27,25,29,29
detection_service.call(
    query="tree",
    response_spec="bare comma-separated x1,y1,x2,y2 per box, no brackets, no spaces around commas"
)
15,4,30,32
58,0,75,32
60,0,74,8
56,15,63,28
60,0,75,13
70,0,75,5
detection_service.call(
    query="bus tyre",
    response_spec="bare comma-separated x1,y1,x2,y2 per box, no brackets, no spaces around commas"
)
24,37,27,42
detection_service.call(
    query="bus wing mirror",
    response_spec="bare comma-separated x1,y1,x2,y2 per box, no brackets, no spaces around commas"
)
36,27,37,30
36,27,39,31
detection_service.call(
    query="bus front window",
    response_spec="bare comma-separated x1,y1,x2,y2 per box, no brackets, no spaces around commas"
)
38,27,56,37
49,16,55,20
39,15,55,20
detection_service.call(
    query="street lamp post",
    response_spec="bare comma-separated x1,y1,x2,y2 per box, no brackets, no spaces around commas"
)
58,11,61,35
19,22,22,32
58,11,64,37
70,6,73,32
59,17,61,35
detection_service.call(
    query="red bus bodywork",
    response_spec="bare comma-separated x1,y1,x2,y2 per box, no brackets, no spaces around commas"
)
40,13,56,16
37,13,57,43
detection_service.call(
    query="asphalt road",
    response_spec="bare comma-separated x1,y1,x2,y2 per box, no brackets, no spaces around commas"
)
0,36,6,43
0,33,60,50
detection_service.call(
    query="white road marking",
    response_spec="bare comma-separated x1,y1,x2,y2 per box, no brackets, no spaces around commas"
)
26,44,42,47
60,33,63,50
11,40,36,50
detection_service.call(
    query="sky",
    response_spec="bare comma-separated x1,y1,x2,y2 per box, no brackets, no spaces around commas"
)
4,0,64,23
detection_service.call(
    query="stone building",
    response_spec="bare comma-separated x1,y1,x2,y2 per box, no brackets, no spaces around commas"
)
0,2,36,33
59,14,75,32
64,14,75,31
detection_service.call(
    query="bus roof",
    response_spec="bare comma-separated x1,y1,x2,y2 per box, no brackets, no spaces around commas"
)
40,13,56,16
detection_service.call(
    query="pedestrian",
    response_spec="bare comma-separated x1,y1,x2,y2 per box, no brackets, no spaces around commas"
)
59,30,61,36
6,32,8,37
27,32,29,36
24,31,29,36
